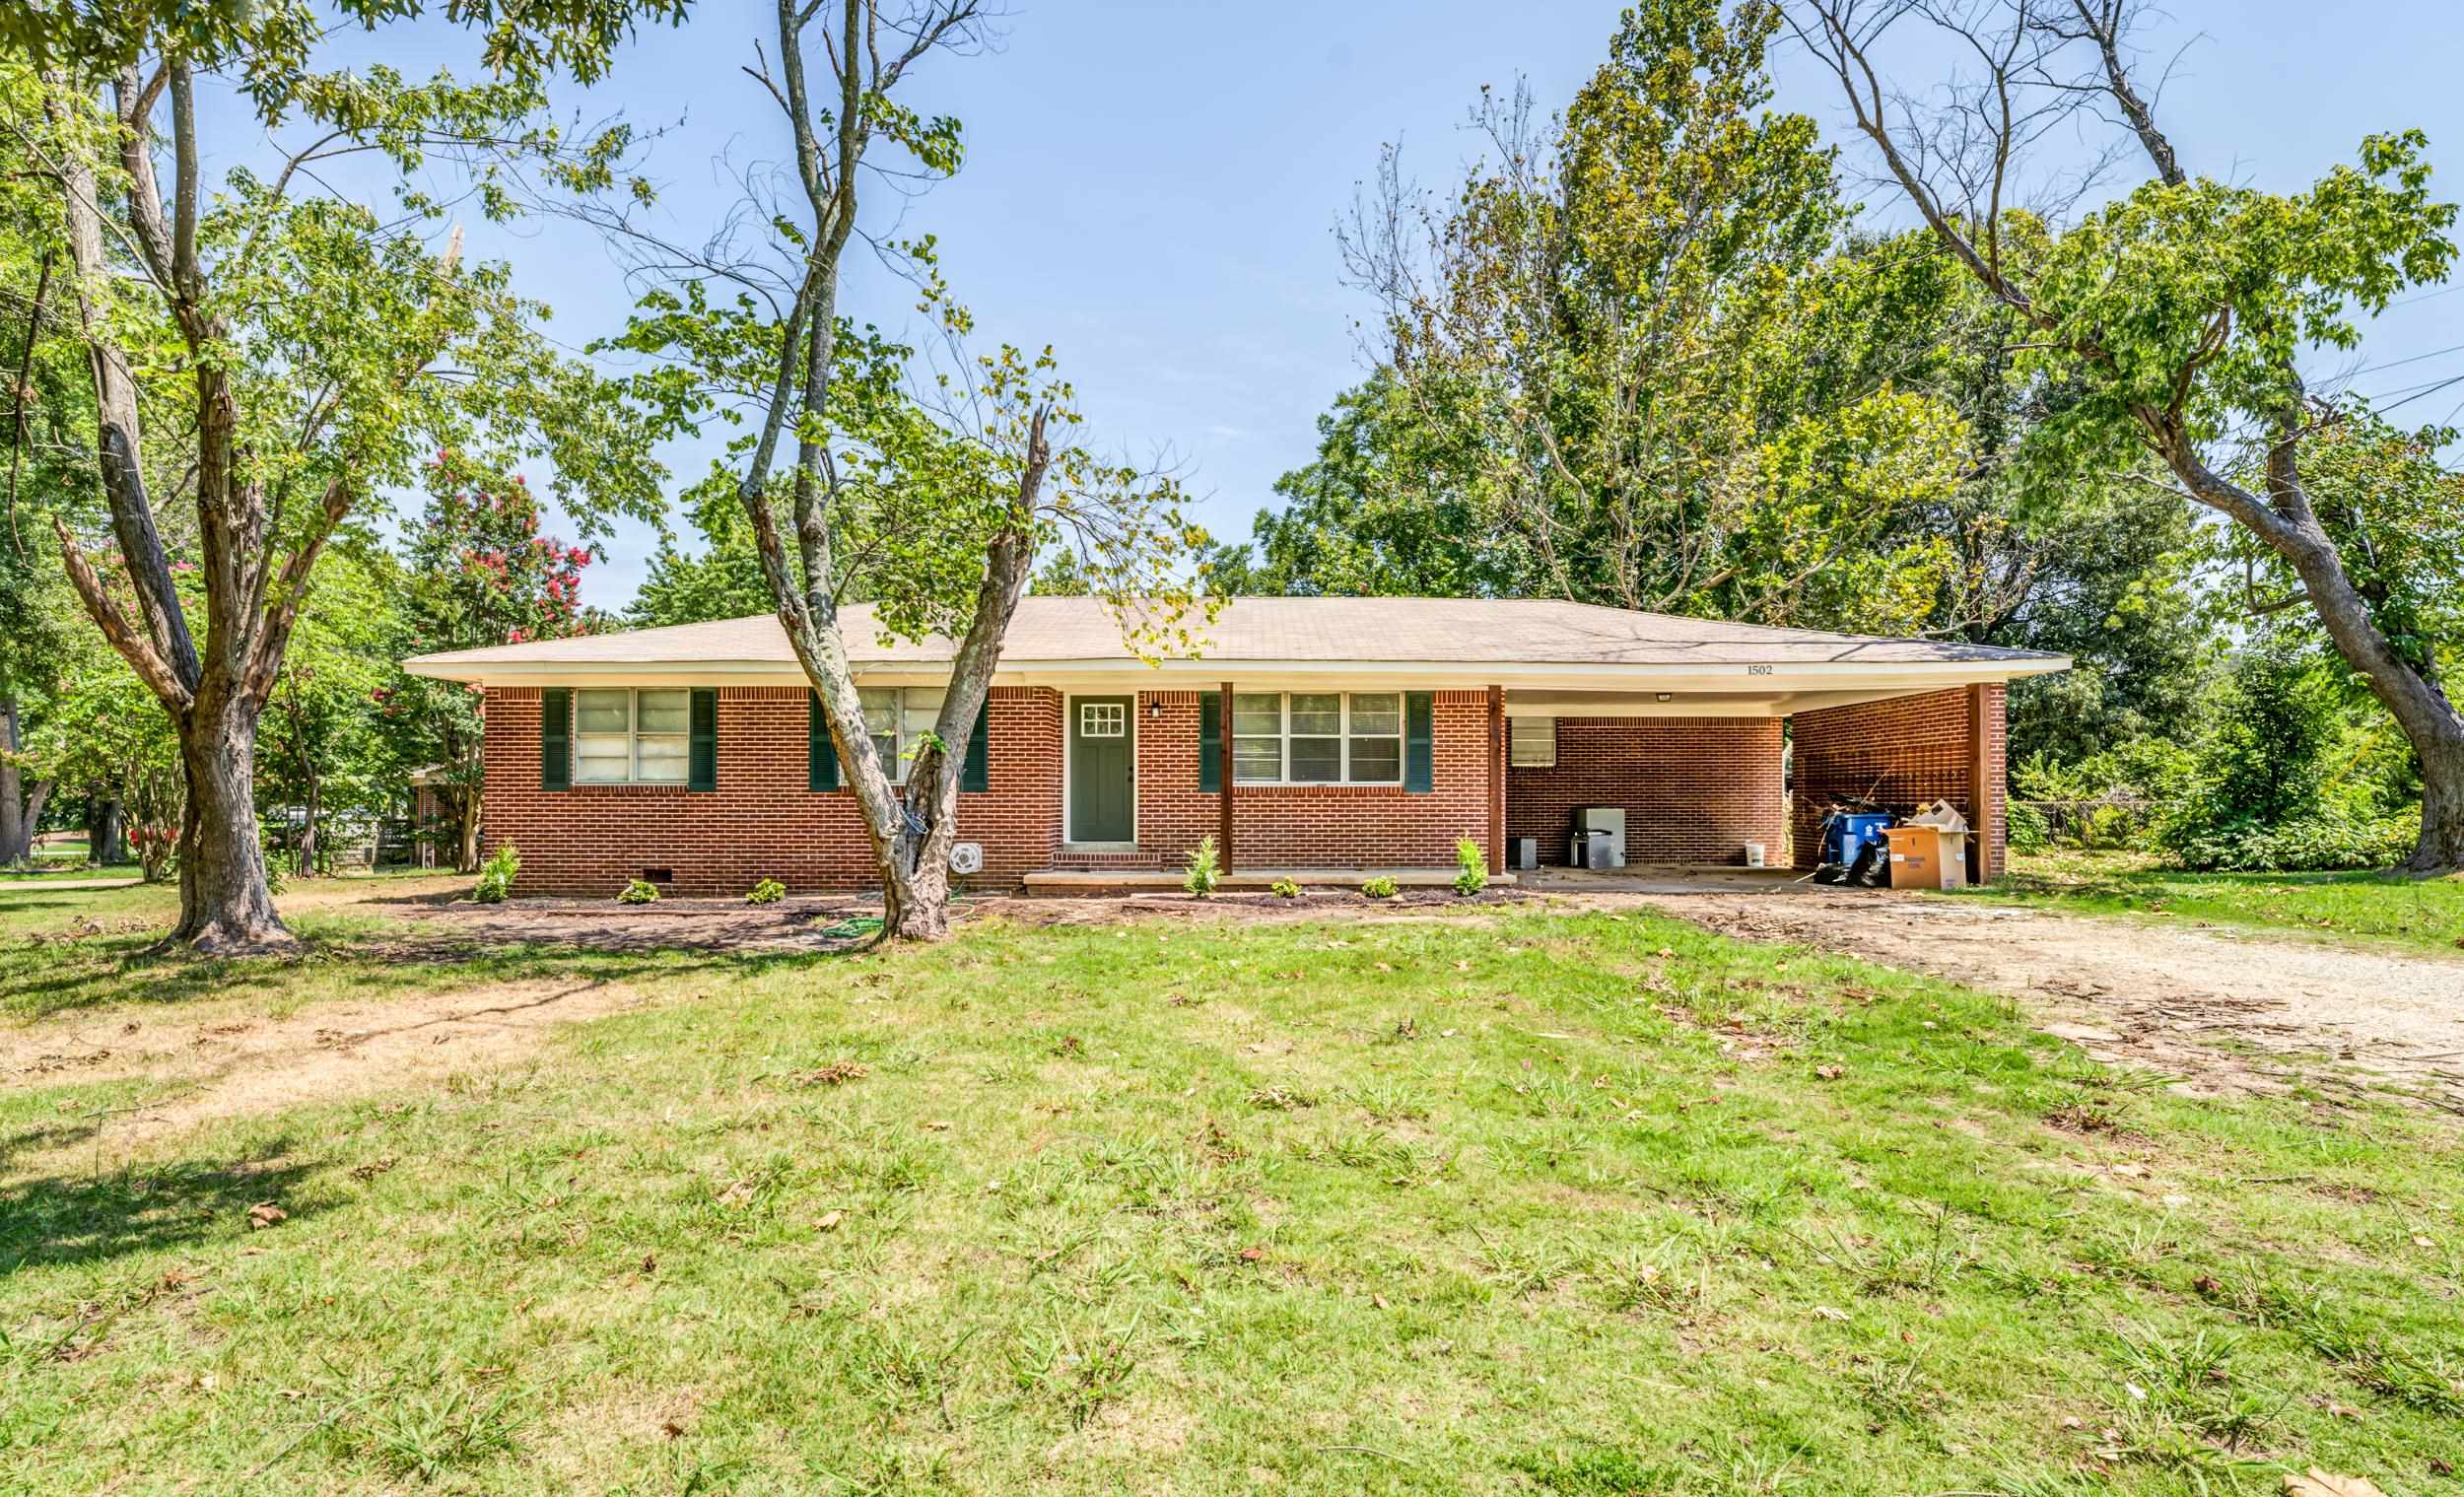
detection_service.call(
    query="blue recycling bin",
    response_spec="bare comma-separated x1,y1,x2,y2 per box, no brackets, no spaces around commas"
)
1824,812,1894,868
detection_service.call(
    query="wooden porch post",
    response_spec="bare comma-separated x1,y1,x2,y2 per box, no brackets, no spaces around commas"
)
1218,681,1235,875
1968,682,1993,884
1487,685,1506,874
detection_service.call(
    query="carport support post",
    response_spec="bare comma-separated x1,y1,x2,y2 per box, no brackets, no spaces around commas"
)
1487,685,1506,874
1218,681,1235,875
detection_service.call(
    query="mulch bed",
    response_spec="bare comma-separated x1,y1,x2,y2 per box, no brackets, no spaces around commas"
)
371,885,1536,957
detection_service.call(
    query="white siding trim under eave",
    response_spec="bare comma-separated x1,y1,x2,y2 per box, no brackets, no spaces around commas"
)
401,654,2071,695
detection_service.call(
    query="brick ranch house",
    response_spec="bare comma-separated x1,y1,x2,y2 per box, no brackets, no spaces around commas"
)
403,596,2068,896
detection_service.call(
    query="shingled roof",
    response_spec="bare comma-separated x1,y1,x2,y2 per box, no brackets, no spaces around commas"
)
405,596,2064,676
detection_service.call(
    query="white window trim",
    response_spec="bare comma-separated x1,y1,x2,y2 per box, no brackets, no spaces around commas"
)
574,688,690,785
1232,691,1404,786
1509,715,1558,769
862,686,951,786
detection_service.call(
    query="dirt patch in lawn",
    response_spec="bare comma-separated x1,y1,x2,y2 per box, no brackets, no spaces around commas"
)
1626,888,2464,1108
2,976,663,1174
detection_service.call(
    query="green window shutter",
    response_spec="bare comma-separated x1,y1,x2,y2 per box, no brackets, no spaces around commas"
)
961,702,991,792
1404,692,1434,793
540,688,571,791
687,689,718,791
1198,692,1220,792
807,691,838,791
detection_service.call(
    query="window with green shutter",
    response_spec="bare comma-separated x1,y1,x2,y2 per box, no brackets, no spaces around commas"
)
687,689,718,791
1198,692,1221,792
540,688,571,791
962,704,990,791
1403,692,1433,792
808,691,838,791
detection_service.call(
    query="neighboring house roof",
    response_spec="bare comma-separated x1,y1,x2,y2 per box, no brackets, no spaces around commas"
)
403,596,2067,703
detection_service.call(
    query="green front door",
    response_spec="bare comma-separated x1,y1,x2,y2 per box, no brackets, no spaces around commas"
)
1068,696,1135,843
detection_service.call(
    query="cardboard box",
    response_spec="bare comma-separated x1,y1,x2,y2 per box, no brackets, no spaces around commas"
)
1886,825,1969,890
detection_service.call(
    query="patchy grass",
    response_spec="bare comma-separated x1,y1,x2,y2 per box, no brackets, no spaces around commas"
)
1954,850,2464,957
2,881,2460,1494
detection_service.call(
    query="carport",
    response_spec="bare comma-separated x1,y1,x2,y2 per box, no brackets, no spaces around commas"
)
1502,676,2028,884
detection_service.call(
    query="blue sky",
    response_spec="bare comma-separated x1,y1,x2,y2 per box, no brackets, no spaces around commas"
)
374,0,2464,610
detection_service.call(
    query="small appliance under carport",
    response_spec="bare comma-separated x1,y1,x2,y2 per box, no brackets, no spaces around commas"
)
1569,807,1625,869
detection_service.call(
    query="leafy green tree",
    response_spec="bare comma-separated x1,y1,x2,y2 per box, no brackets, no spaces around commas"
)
258,551,392,874
1794,0,2464,872
628,474,776,627
25,631,184,880
377,463,600,871
3,0,675,950
0,88,96,866
1340,0,1974,625
1213,371,1503,598
589,0,1208,942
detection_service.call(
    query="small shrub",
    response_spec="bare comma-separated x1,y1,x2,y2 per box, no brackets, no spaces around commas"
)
2007,801,2052,853
472,844,519,903
617,878,661,904
1269,876,1302,899
745,877,787,905
1361,874,1399,900
1183,835,1220,897
2164,813,2419,873
1452,837,1487,896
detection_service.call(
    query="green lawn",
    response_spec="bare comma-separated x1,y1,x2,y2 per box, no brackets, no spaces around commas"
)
1953,850,2464,957
2,880,2459,1494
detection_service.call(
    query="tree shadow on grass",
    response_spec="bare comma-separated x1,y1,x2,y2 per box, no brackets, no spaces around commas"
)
0,1139,329,1273
2,930,828,1022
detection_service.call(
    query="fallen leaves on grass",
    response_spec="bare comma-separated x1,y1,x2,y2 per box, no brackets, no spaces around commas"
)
2286,1472,2386,1497
796,1061,868,1087
1245,1087,1310,1112
245,1201,287,1230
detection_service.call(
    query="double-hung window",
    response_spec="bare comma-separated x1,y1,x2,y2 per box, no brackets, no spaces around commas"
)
574,689,690,783
1231,692,1403,784
1509,716,1557,768
859,687,946,784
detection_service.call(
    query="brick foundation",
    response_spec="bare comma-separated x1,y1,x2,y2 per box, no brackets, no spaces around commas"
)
1790,684,2007,880
1506,717,1786,865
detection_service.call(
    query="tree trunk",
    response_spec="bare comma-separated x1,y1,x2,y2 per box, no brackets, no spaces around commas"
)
94,798,128,864
2220,482,2464,875
0,697,28,865
2407,722,2464,874
20,781,51,859
455,789,481,873
297,773,320,878
880,823,956,941
167,693,293,953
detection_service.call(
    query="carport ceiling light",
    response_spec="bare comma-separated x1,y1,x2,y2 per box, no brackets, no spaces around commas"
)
1655,692,1673,702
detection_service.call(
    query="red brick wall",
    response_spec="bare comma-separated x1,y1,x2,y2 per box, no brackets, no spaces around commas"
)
1132,690,1496,868
480,686,1062,896
1506,717,1785,865
1790,684,2006,879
